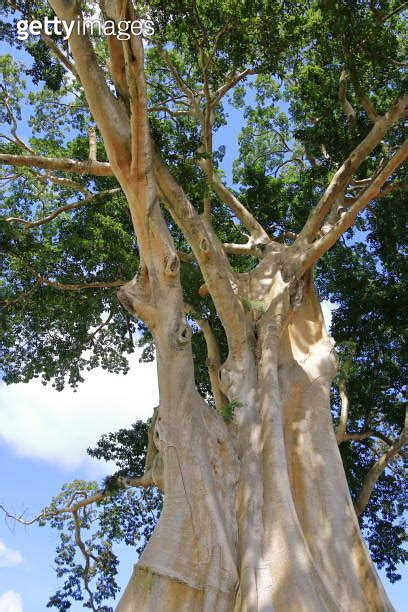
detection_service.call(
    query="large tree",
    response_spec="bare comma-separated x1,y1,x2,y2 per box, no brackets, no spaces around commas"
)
0,0,407,610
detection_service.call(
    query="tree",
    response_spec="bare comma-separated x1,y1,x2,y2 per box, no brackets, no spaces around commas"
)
0,0,407,610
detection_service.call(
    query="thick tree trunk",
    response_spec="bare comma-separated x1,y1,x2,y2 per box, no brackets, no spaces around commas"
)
117,275,393,612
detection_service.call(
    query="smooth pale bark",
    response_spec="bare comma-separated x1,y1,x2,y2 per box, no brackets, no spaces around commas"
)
117,268,393,612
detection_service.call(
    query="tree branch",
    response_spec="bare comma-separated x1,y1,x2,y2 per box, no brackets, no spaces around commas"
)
127,6,156,179
0,474,153,527
212,68,256,108
377,180,408,198
347,64,378,123
0,153,114,176
40,29,79,79
158,48,197,106
28,272,126,292
354,408,407,516
153,150,252,357
178,240,264,261
186,303,227,411
4,188,121,229
0,85,97,194
296,94,408,245
297,137,408,274
335,378,349,443
72,508,98,611
343,431,408,459
198,158,270,243
88,127,97,161
0,85,35,153
155,44,267,245
338,69,356,129
0,280,41,308
5,257,126,292
48,0,130,164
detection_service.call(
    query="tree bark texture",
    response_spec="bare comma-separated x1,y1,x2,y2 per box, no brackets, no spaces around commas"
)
116,271,393,612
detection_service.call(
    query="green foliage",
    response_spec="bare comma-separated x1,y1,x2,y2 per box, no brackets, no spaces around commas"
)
40,424,162,610
219,399,243,423
87,420,150,479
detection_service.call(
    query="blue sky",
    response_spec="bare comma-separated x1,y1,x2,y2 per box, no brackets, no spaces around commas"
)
0,21,406,612
0,350,158,611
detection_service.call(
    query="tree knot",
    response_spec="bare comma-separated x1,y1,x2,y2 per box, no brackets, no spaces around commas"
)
169,319,192,349
164,253,180,278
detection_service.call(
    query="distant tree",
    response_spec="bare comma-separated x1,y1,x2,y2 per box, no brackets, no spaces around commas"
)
0,1,407,610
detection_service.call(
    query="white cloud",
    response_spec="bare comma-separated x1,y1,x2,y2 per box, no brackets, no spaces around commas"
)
0,350,158,475
0,540,23,569
0,591,23,612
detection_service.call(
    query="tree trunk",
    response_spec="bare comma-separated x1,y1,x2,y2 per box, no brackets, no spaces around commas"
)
116,273,393,612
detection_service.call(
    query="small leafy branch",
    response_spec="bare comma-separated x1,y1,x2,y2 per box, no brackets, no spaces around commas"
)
219,399,243,423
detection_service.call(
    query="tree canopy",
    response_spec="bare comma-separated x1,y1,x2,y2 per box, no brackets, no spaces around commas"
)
0,0,407,609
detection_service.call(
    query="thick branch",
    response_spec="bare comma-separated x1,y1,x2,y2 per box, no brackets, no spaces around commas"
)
298,137,408,273
199,158,270,243
0,153,114,176
48,0,130,161
178,240,263,262
153,151,251,356
223,241,263,257
296,94,408,244
125,2,152,178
